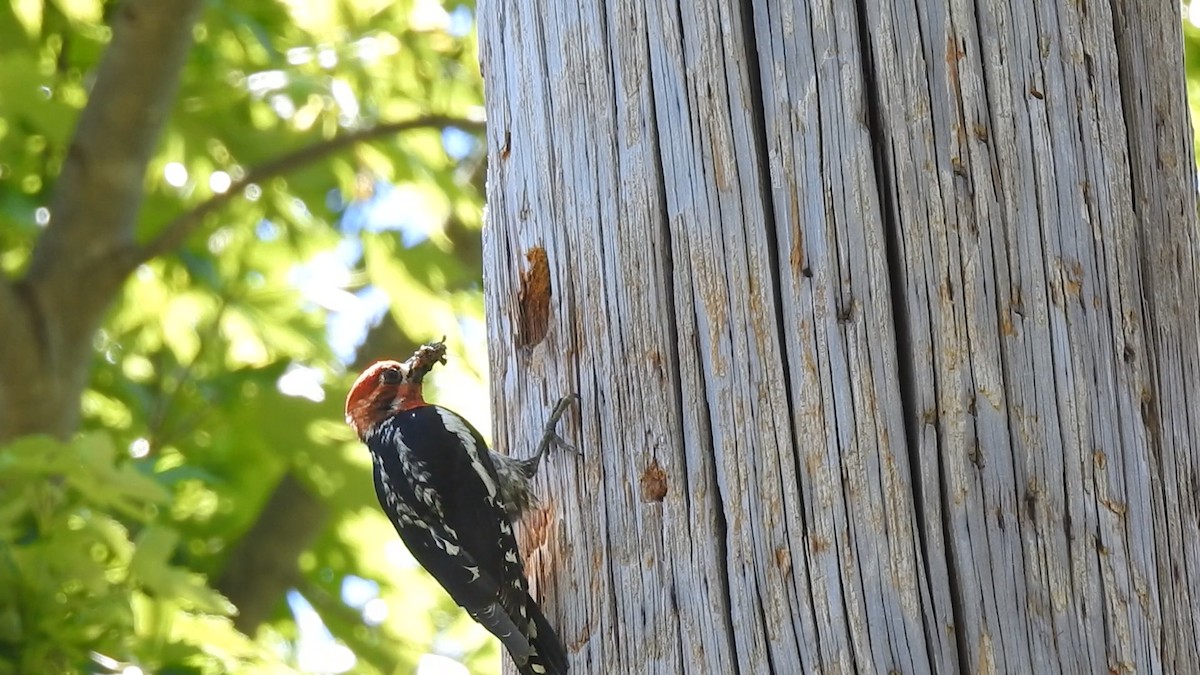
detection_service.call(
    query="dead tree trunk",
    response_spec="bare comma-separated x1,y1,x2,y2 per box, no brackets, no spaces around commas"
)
478,0,1200,672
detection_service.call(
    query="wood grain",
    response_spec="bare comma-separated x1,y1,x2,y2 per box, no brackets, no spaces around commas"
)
478,0,1200,672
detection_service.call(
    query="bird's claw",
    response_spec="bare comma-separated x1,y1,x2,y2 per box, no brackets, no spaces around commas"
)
533,393,582,464
545,431,580,457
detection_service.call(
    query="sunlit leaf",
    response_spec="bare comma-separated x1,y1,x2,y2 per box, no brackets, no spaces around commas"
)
50,0,101,24
10,0,42,37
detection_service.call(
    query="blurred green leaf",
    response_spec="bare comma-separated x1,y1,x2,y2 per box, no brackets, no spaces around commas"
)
50,0,101,25
10,0,41,37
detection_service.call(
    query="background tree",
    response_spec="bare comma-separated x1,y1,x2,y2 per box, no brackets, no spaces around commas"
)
0,0,500,673
479,0,1200,672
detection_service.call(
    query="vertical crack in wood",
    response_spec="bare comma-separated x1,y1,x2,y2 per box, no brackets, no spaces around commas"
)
689,310,736,667
597,456,625,660
751,574,780,675
641,0,743,666
645,49,718,663
851,0,967,672
1107,4,1200,667
735,0,808,668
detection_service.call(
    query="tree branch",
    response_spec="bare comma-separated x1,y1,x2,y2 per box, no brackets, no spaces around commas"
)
128,115,487,267
214,472,329,634
0,280,46,442
27,0,204,304
3,0,204,440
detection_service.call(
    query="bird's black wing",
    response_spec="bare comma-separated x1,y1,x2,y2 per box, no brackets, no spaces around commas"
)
368,407,560,669
414,406,570,674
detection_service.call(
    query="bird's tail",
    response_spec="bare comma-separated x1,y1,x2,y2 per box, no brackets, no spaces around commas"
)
513,598,568,675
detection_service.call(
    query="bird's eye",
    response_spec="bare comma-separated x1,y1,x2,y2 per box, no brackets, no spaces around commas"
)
380,368,402,385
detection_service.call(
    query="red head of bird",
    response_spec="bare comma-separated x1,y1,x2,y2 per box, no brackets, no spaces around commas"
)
344,360,428,440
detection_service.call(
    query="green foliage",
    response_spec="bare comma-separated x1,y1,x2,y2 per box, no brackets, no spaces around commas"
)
0,0,498,673
1185,8,1200,161
0,433,263,674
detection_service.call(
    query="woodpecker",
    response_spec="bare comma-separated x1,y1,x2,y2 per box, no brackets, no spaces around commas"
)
344,341,574,675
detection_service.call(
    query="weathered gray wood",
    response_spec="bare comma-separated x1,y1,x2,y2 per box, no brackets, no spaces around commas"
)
1112,3,1200,670
478,0,1200,672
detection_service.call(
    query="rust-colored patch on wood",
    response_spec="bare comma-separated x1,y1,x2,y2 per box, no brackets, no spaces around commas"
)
639,459,668,503
500,130,512,160
804,450,822,476
977,630,995,675
938,278,954,303
517,246,552,348
809,536,830,554
1103,499,1127,518
568,623,593,652
945,35,966,65
1065,259,1083,299
517,500,553,556
999,312,1015,336
788,193,805,274
517,498,564,600
648,349,665,382
774,547,792,577
944,37,968,150
945,36,964,96
951,156,968,178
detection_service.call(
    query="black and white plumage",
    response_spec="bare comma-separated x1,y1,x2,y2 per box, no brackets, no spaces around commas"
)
346,351,572,675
